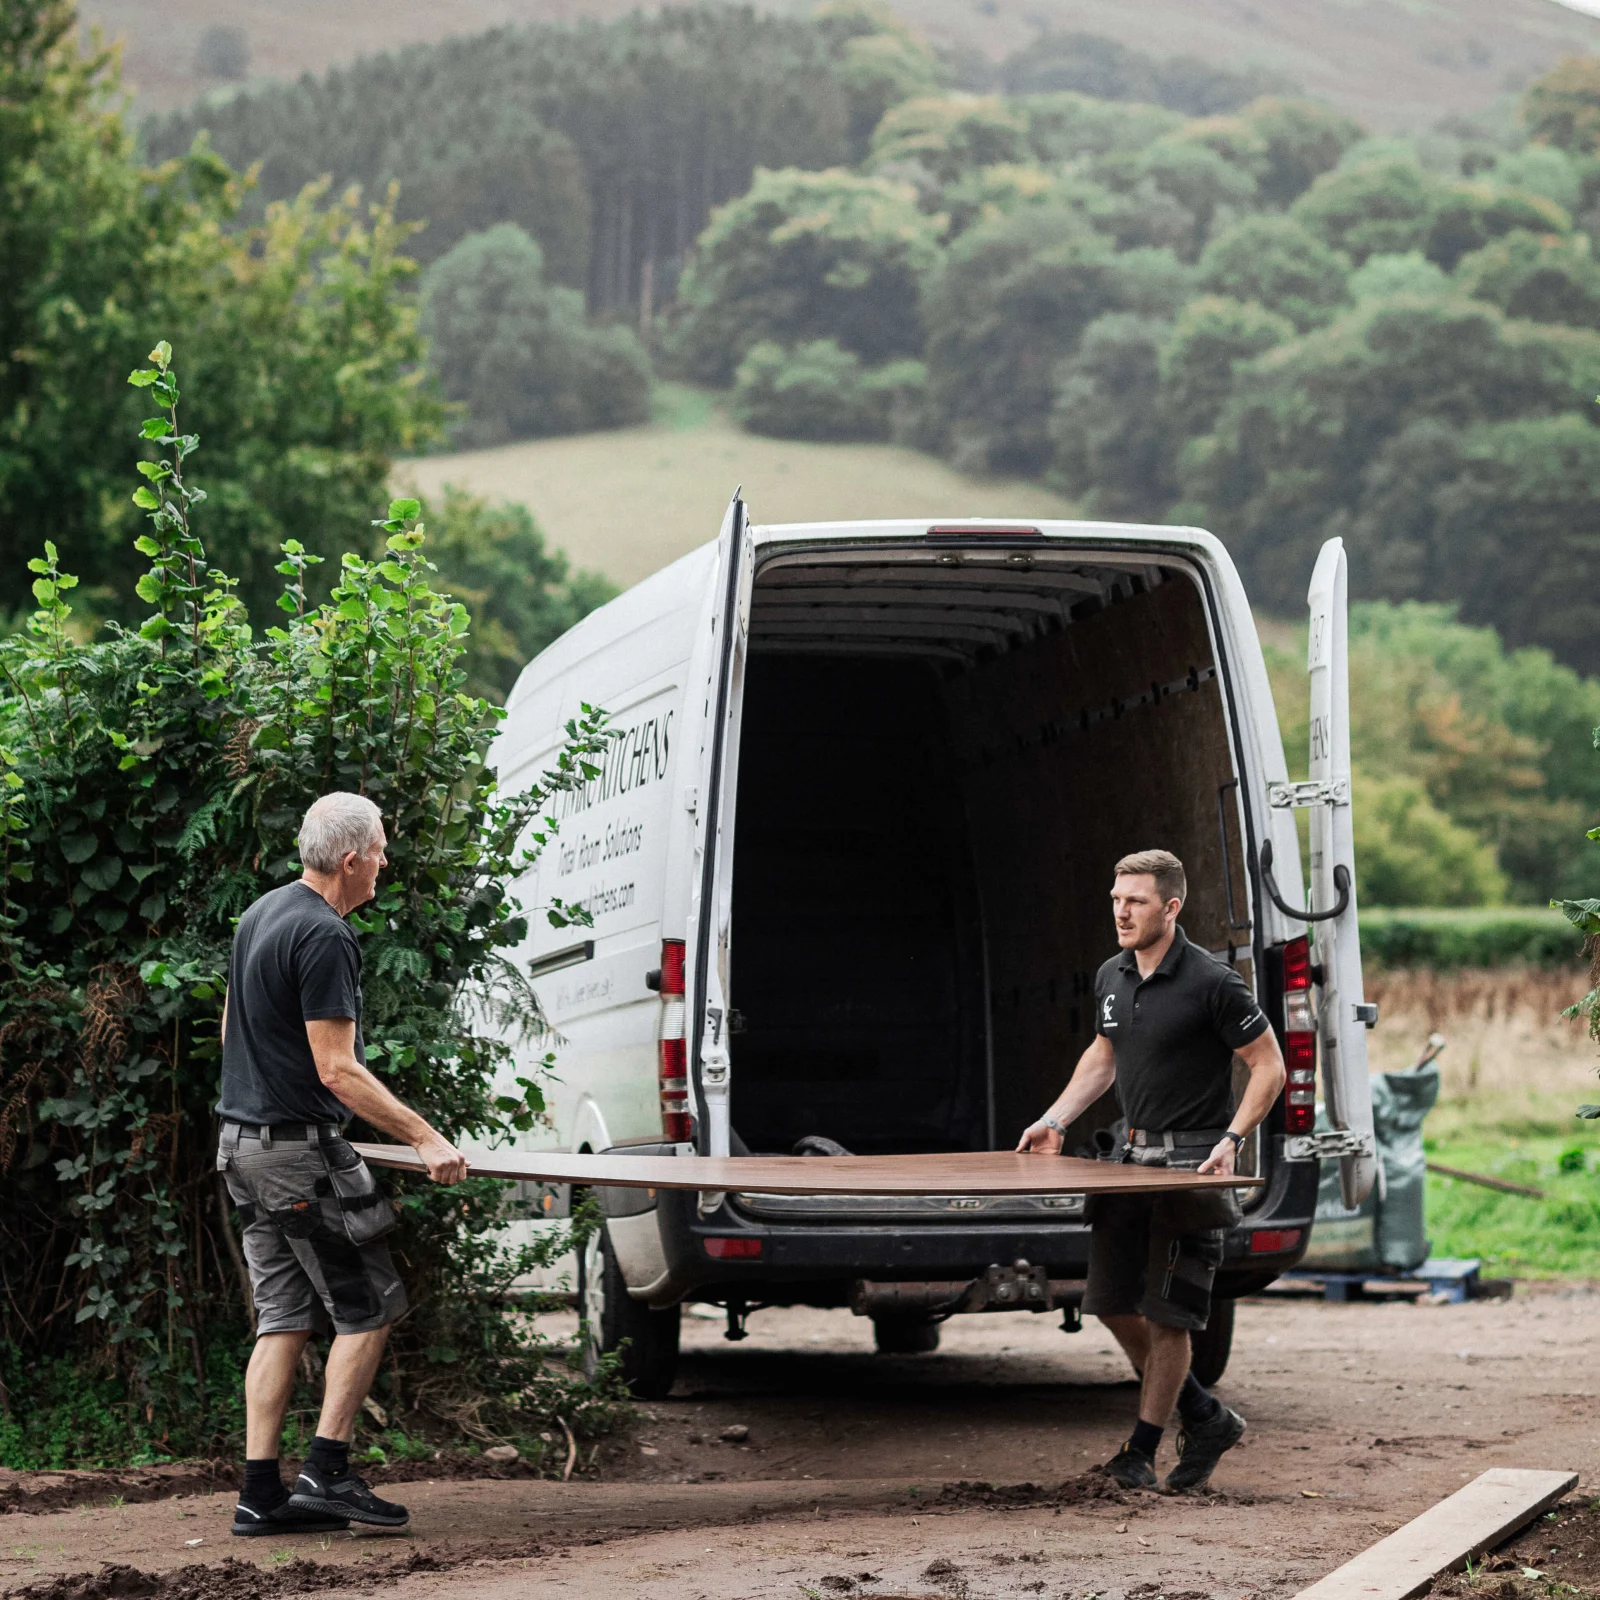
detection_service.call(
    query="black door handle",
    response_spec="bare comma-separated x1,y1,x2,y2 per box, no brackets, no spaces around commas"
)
1259,839,1351,924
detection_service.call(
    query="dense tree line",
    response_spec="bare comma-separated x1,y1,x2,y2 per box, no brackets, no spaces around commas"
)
673,63,1600,692
142,4,935,315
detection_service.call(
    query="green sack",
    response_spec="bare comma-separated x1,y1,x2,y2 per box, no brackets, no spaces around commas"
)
1301,1062,1439,1275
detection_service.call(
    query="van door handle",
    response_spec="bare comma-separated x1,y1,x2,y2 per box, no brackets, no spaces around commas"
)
1259,840,1351,924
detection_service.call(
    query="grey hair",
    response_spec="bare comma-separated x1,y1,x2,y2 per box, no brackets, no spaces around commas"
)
299,792,384,874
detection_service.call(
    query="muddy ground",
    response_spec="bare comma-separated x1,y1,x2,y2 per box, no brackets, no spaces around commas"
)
2,1284,1596,1600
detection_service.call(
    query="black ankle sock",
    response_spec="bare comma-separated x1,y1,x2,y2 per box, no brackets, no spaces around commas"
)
1128,1419,1163,1458
305,1435,350,1480
242,1459,287,1510
1178,1372,1222,1424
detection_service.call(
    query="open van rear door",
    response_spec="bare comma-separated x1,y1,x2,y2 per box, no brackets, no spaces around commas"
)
686,492,753,1161
1305,539,1377,1207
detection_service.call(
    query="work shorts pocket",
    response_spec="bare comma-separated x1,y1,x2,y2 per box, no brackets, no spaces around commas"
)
226,1146,327,1239
318,1139,397,1247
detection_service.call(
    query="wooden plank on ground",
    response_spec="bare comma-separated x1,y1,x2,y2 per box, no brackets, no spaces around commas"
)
351,1145,1264,1197
1294,1468,1578,1600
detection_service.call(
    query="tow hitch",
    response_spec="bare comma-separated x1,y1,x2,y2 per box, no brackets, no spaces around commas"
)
851,1259,1082,1318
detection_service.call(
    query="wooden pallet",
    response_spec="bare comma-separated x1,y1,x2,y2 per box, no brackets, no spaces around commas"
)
1283,1257,1482,1304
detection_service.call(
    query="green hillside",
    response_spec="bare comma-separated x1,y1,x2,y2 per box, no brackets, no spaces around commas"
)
82,0,1600,128
395,386,1076,588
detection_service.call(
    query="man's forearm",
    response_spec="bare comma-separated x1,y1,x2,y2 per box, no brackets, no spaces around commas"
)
320,1058,434,1145
1228,1039,1287,1138
1045,1056,1117,1130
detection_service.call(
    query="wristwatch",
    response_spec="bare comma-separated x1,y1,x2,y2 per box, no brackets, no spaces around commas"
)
1222,1130,1246,1151
1042,1116,1069,1136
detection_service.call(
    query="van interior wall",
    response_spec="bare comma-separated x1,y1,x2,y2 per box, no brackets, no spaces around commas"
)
728,566,1249,1158
943,576,1250,1150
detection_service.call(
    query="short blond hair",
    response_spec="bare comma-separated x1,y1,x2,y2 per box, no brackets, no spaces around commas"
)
1114,849,1186,905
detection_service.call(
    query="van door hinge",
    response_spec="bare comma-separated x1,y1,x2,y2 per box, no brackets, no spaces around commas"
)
1354,1001,1379,1028
1283,1129,1375,1161
1268,779,1350,809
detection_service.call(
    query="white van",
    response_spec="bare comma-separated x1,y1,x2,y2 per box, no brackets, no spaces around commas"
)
486,502,1377,1398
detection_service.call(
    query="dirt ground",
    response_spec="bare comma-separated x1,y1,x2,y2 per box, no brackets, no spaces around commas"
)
3,1284,1597,1600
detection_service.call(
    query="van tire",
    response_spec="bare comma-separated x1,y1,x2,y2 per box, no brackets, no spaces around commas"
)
872,1314,941,1354
1189,1297,1234,1387
577,1221,681,1399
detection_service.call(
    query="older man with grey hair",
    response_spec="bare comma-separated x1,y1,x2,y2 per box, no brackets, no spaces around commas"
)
218,792,467,1537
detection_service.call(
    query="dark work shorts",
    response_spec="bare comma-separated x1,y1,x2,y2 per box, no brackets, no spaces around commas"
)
218,1125,407,1337
1081,1154,1241,1332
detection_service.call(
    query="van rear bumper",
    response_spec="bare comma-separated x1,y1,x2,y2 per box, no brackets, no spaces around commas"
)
637,1186,1315,1307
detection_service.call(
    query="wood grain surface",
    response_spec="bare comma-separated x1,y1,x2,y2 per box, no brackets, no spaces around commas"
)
352,1145,1265,1195
1291,1467,1578,1600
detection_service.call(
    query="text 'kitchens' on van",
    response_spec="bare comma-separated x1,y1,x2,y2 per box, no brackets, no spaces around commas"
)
480,503,1376,1397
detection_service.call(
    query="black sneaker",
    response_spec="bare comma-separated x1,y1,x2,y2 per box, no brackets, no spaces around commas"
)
1102,1443,1158,1489
287,1466,410,1529
1165,1404,1246,1491
231,1497,351,1537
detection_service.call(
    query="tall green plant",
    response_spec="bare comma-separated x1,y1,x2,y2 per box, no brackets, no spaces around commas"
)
0,343,617,1456
1555,781,1600,1121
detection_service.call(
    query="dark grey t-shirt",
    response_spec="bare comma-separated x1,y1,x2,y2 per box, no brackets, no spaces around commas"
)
217,882,363,1127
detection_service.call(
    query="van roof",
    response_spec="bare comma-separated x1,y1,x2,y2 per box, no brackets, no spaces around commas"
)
751,518,1228,560
504,518,1241,713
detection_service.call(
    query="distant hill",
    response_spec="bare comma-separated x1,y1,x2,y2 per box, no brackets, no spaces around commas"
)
79,0,1600,129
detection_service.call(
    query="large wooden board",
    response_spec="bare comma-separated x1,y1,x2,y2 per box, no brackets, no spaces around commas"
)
353,1145,1263,1196
1293,1468,1578,1600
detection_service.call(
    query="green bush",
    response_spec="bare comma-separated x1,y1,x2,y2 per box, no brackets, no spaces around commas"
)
0,343,622,1459
732,339,925,441
1353,773,1508,907
1358,907,1584,968
422,223,652,446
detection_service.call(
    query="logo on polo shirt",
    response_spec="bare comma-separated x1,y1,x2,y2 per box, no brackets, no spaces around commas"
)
1101,993,1118,1030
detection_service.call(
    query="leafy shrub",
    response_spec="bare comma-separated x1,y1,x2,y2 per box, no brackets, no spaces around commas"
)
422,224,651,447
732,339,924,441
1353,774,1507,907
0,343,621,1458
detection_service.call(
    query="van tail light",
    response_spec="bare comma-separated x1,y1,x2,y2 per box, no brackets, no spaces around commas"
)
658,938,691,1142
703,1236,763,1260
1281,935,1316,1135
1250,1228,1303,1255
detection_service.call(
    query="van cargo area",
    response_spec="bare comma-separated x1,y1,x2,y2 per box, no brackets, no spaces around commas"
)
728,549,1253,1161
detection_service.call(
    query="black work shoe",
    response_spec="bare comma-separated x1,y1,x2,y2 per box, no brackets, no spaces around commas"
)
231,1497,351,1537
1165,1404,1246,1491
1102,1443,1158,1489
287,1466,410,1529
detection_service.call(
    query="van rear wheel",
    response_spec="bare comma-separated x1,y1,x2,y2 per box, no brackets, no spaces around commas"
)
577,1221,681,1399
1189,1296,1234,1387
872,1314,941,1354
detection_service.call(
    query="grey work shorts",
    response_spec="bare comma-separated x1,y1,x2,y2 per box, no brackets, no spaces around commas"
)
1080,1148,1242,1332
218,1123,408,1337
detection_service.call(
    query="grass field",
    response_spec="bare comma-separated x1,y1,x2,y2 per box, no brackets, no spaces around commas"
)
396,385,1078,588
1366,965,1600,1276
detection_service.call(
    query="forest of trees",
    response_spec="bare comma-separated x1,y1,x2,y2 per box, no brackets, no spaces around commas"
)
13,0,1600,901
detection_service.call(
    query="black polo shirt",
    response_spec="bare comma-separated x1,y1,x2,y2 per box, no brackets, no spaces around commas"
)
1093,925,1270,1134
